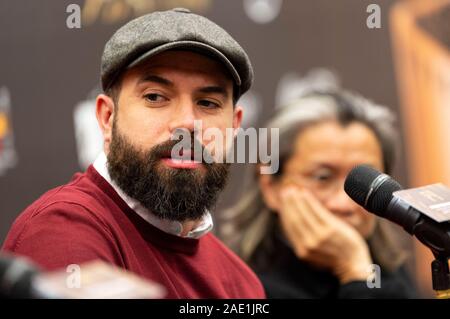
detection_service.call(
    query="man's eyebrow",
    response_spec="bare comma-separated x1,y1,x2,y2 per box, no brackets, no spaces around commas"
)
311,162,337,170
197,86,229,99
138,74,174,87
138,74,229,99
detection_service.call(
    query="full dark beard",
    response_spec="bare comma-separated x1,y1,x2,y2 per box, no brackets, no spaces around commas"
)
107,125,230,222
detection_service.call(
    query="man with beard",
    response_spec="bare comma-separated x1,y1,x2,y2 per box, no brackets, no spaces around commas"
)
2,8,265,298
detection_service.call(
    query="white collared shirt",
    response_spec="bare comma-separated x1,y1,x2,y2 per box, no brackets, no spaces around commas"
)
93,152,213,239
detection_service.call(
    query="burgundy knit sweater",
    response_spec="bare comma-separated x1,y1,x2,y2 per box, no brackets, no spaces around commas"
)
2,166,265,299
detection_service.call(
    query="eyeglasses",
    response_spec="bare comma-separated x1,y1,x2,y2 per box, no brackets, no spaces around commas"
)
283,171,347,201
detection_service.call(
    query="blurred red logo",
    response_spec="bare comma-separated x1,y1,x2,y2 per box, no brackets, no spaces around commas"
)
0,87,17,176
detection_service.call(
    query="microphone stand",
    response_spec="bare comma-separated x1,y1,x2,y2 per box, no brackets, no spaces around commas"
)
431,254,450,299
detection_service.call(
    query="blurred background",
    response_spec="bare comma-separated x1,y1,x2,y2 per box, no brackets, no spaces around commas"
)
0,0,448,298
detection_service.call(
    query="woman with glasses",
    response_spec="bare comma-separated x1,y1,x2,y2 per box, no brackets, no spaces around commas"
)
221,76,417,298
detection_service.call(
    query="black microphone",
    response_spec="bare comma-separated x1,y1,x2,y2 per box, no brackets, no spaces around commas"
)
0,254,41,299
344,165,450,257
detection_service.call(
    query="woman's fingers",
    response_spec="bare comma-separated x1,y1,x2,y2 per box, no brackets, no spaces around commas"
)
283,188,319,231
301,188,339,226
278,188,307,240
279,187,329,257
281,178,331,226
278,183,373,282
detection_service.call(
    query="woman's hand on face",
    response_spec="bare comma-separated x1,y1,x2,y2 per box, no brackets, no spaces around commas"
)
278,185,373,284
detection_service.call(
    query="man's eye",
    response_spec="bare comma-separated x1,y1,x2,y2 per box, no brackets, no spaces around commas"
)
312,171,332,182
198,100,220,109
144,93,167,102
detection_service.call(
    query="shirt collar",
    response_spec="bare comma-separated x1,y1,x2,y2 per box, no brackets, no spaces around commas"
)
93,152,213,239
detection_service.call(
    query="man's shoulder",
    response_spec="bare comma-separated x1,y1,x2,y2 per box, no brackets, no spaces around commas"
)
7,169,115,237
1,170,120,262
24,171,104,217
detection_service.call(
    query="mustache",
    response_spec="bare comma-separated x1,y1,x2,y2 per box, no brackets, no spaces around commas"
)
150,133,215,164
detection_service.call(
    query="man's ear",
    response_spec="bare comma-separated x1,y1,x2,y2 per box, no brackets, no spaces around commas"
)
96,94,115,153
232,105,243,137
259,171,281,213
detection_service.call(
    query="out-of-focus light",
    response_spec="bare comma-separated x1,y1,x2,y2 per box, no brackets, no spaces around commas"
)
237,90,263,128
73,87,103,170
243,0,283,24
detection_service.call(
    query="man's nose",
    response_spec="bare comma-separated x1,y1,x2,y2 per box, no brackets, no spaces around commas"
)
168,101,198,134
325,185,357,215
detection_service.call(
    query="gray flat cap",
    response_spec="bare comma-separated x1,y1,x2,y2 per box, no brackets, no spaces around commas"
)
101,8,253,99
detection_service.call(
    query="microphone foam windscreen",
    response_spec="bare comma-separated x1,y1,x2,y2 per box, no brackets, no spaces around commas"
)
344,165,402,216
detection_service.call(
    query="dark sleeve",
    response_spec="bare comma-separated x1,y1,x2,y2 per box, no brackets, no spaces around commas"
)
337,265,418,299
259,274,312,299
2,202,123,271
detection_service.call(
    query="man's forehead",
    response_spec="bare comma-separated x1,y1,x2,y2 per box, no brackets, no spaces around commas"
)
130,50,234,86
